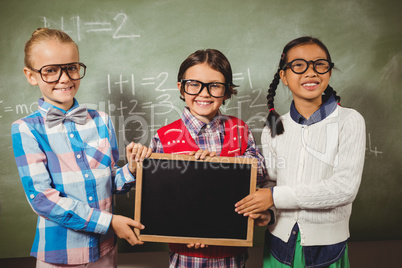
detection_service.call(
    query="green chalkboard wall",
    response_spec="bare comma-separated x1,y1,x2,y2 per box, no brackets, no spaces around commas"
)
1,0,401,258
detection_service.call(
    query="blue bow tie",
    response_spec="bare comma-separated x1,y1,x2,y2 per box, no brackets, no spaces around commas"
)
45,106,88,128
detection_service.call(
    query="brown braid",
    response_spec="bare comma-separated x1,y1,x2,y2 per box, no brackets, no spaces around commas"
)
265,69,284,137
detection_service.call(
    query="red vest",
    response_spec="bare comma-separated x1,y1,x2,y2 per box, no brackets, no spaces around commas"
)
157,116,249,258
157,116,248,156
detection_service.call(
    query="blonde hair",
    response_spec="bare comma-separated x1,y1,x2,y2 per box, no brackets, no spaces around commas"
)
24,28,78,68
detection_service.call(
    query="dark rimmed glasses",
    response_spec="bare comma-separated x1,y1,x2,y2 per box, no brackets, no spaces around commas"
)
282,59,334,74
30,62,87,83
181,79,227,98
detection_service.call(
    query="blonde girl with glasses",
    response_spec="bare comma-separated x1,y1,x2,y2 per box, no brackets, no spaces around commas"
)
12,28,145,267
235,36,366,268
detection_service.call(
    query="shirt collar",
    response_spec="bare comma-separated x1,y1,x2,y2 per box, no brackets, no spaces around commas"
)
38,98,80,115
182,107,225,136
290,94,337,125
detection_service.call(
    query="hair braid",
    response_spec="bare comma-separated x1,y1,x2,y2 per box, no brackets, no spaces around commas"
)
265,68,284,137
323,85,341,105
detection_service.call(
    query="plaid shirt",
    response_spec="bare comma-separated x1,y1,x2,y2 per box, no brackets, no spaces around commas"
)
151,108,267,268
151,107,267,184
11,98,135,265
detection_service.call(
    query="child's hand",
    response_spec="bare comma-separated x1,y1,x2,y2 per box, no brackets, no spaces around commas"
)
249,210,271,226
234,188,274,216
187,243,208,249
110,215,145,246
189,149,217,160
126,142,152,174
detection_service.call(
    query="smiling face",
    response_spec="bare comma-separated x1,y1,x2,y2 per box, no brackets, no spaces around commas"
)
178,62,227,123
23,40,80,111
280,43,331,107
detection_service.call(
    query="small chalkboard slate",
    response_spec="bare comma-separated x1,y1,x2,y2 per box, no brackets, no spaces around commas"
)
134,153,257,247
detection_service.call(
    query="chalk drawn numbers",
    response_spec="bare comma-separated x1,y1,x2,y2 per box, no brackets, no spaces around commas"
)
367,133,383,158
42,13,140,41
112,13,140,39
155,72,177,92
250,88,266,108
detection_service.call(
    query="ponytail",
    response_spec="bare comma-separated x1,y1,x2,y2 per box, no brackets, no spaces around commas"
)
265,68,284,137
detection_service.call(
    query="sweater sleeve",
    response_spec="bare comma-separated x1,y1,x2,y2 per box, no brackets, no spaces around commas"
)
267,110,366,210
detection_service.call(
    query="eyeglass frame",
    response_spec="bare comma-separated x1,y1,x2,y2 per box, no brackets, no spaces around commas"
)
180,79,228,98
30,62,87,83
282,59,334,74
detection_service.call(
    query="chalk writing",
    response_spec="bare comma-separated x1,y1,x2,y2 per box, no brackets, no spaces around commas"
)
42,13,140,41
233,68,253,89
108,72,176,95
367,133,383,157
108,74,135,95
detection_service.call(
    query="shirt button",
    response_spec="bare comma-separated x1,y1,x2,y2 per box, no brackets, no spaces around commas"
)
85,174,89,178
206,125,211,129
76,154,81,159
88,196,93,201
292,231,297,235
70,133,74,138
30,194,35,199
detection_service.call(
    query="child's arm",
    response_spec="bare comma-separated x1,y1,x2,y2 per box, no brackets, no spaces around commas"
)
234,124,273,216
11,119,145,246
270,112,366,210
238,111,366,213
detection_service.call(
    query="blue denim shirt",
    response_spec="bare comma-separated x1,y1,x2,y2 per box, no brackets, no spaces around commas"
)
266,225,347,268
290,94,338,125
269,95,347,268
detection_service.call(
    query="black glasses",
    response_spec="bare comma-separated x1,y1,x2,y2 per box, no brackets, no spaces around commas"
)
181,79,227,98
30,62,87,83
282,59,334,74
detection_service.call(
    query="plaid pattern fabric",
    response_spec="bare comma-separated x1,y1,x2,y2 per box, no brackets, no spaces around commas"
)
169,251,248,268
151,107,266,267
11,98,135,265
151,107,267,183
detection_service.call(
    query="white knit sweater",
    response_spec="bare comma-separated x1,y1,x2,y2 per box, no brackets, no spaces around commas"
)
262,106,366,246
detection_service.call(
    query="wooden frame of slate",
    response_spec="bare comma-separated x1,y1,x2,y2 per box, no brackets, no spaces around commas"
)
134,153,257,247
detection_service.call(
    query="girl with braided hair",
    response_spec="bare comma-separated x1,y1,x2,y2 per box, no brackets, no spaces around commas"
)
235,36,366,267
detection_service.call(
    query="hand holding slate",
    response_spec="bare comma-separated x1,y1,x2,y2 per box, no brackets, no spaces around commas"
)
189,149,218,160
235,188,274,216
249,210,271,227
110,215,145,246
126,142,153,174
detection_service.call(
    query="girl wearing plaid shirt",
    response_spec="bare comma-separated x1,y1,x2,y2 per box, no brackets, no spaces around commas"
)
11,28,144,267
128,49,270,268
